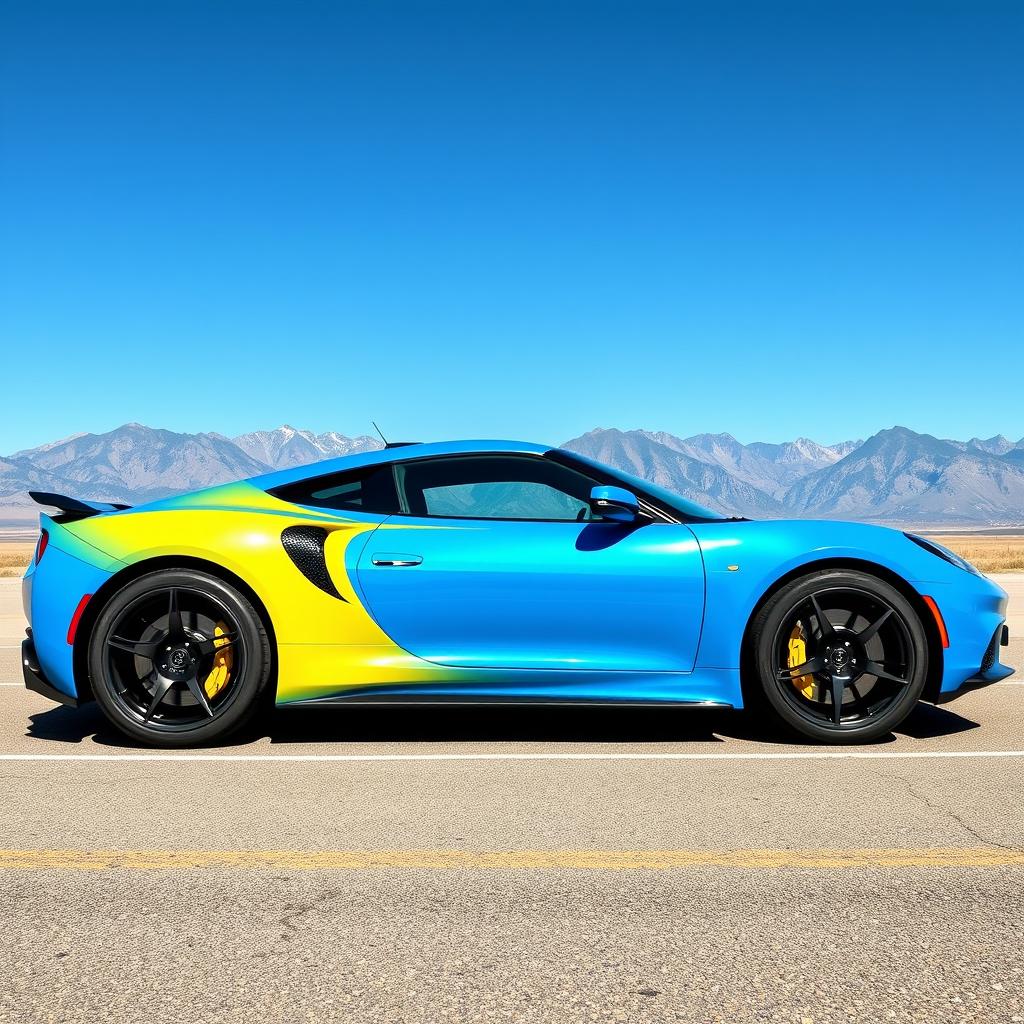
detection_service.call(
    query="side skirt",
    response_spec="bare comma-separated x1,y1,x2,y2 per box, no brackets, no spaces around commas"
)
288,695,734,708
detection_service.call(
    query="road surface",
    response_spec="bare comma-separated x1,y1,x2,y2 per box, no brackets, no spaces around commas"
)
1,576,1022,1023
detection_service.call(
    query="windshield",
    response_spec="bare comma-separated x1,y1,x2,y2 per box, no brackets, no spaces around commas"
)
553,449,729,521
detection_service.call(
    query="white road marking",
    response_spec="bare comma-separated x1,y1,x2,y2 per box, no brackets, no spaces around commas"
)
0,750,1023,763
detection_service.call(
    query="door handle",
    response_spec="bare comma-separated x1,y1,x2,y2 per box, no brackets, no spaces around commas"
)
371,553,423,567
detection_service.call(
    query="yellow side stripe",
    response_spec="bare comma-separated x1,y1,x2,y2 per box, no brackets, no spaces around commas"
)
0,848,1022,870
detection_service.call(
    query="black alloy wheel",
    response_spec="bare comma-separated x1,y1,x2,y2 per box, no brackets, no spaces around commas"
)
751,569,929,743
87,569,273,747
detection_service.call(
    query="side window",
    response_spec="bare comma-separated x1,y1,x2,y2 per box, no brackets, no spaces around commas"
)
395,455,598,521
269,464,400,514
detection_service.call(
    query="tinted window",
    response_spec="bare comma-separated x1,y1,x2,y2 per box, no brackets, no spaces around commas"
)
551,449,727,521
396,455,598,521
269,464,400,514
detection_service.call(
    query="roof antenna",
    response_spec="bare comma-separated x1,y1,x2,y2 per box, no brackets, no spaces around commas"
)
371,421,420,450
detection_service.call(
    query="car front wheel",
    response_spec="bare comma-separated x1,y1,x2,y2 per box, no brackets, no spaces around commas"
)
751,569,929,743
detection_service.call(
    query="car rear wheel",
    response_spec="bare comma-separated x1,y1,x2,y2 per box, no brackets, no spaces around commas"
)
751,569,928,743
87,569,273,747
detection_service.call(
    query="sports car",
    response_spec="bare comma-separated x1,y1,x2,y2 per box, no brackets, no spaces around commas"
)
21,439,1012,746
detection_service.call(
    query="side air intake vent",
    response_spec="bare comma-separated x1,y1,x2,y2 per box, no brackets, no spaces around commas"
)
281,526,346,602
979,627,1000,675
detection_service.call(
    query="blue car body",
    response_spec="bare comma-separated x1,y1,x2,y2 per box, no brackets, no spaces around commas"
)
22,439,1012,712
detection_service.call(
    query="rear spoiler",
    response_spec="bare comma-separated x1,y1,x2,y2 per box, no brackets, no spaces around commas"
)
28,491,132,521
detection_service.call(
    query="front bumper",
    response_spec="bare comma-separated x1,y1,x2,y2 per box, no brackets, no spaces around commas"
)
935,623,1012,704
22,629,79,708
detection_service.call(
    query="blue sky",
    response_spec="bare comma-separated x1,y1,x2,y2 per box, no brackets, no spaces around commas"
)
1,1,1021,452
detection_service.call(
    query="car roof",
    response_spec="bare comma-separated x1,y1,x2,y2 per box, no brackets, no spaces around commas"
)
249,439,554,489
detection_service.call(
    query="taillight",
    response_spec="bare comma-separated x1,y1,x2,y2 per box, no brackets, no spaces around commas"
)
35,530,49,565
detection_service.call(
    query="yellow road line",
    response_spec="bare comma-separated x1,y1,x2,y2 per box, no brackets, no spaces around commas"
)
0,848,1022,870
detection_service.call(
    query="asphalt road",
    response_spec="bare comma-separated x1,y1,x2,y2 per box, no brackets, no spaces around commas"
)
1,576,1022,1024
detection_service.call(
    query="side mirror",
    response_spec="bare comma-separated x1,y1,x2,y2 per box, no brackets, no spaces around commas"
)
589,485,639,523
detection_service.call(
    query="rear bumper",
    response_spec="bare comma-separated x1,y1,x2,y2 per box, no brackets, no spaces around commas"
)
24,538,119,703
22,630,79,708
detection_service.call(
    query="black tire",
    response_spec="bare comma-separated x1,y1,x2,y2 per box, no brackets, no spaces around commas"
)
87,569,273,748
750,569,928,743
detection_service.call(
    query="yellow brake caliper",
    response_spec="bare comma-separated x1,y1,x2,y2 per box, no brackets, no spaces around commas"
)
787,624,815,699
202,622,234,700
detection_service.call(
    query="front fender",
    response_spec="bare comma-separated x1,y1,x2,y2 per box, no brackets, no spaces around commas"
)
689,519,976,671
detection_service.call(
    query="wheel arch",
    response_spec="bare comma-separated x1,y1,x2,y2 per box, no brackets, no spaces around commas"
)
72,555,278,703
738,556,945,707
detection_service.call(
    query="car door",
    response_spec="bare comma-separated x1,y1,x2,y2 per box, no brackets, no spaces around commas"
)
355,453,705,673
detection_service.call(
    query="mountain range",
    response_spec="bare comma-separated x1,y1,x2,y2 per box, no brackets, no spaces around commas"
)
2,423,1023,528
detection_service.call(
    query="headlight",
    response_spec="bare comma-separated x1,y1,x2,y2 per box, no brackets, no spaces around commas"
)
904,533,982,576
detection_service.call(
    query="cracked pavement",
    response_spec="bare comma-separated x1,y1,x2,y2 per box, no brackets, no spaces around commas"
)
0,577,1022,1023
